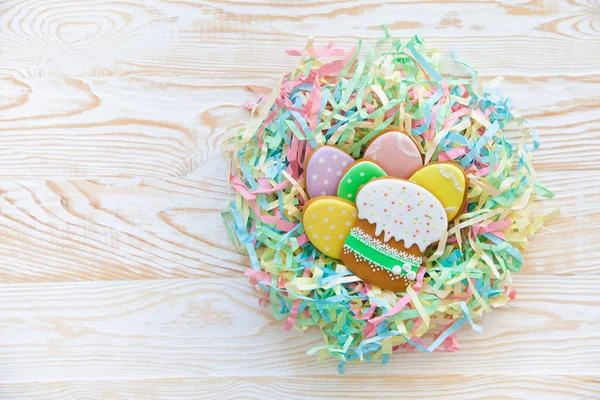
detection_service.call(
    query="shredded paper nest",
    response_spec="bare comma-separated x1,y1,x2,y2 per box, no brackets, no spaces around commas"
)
222,34,556,371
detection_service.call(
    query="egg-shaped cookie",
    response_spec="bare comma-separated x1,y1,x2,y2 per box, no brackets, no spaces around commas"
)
409,162,467,220
364,129,423,179
337,160,387,203
305,146,355,198
302,197,358,258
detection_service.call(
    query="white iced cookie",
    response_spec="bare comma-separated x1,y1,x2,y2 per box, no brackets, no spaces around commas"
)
340,178,448,292
355,179,448,252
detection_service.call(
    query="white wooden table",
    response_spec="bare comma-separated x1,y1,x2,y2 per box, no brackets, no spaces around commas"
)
1,1,599,398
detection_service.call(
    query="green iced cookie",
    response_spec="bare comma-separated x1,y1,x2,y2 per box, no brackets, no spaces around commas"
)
337,160,387,203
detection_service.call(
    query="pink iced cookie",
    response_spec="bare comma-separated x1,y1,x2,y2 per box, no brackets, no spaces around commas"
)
364,130,423,179
305,146,355,198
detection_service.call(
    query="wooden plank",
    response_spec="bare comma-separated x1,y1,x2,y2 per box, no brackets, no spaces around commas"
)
0,375,598,400
1,0,598,78
0,74,597,178
0,76,250,179
0,275,598,381
0,176,245,282
0,170,593,283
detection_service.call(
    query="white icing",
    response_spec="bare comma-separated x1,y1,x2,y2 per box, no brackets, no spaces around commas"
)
366,138,382,160
349,227,423,264
445,206,457,212
396,135,421,158
355,179,448,252
438,164,463,192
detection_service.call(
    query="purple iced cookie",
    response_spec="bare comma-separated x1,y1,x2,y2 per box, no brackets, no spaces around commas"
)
305,146,354,198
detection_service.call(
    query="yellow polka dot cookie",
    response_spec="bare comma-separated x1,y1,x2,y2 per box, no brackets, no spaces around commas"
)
302,197,358,258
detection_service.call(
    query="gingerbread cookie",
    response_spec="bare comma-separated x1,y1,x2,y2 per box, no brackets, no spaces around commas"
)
340,178,447,291
337,160,387,203
302,197,358,258
409,162,467,220
305,146,354,198
364,129,423,179
301,145,468,291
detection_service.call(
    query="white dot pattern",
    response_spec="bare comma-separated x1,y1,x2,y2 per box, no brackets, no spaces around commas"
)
306,147,354,198
303,198,358,258
356,179,448,252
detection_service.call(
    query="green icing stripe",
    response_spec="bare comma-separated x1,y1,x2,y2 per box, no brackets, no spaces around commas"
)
337,162,386,203
344,232,420,276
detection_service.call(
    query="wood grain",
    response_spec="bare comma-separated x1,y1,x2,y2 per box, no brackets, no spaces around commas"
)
0,276,598,382
1,0,598,78
0,76,248,179
1,375,599,400
0,0,598,397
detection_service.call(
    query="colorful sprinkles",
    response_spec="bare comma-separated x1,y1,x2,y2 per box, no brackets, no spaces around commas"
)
222,34,556,371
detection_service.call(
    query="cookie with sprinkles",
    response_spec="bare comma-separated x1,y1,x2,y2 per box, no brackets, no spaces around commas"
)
340,178,448,291
304,145,355,198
